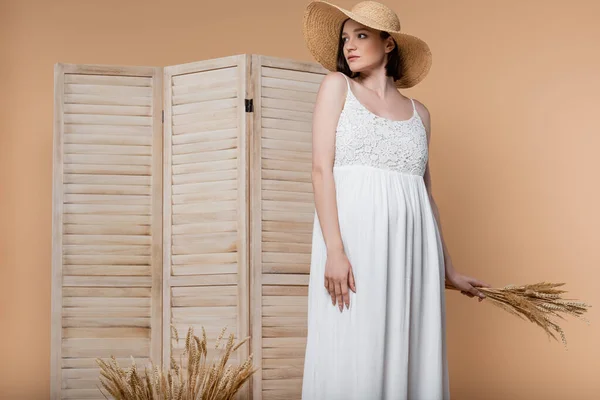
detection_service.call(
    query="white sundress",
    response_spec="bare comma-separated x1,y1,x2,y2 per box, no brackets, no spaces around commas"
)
301,73,450,400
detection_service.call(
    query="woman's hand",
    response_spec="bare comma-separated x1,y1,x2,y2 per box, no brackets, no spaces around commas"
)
447,272,491,302
324,249,356,312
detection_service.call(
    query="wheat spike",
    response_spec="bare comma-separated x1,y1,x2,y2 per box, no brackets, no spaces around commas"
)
445,280,591,349
96,325,257,400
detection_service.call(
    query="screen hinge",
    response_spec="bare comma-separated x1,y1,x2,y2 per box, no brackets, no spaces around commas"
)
245,99,253,113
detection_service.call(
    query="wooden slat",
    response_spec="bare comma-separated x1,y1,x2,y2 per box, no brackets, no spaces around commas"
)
262,325,307,338
63,297,151,307
262,137,312,152
262,389,302,400
62,276,152,287
262,274,309,286
62,318,151,328
64,133,152,146
262,158,311,172
262,357,305,368
262,286,308,296
262,316,307,327
262,263,309,274
262,230,312,243
172,264,238,276
262,200,314,214
262,366,304,380
261,98,315,113
261,148,312,163
261,179,312,193
62,287,151,297
62,327,151,338
261,65,326,83
262,211,314,223
262,222,313,236
63,224,151,235
62,357,151,369
64,154,152,165
64,123,152,135
172,158,237,175
261,242,311,253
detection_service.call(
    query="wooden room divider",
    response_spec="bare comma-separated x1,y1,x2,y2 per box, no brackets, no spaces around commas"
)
52,54,328,400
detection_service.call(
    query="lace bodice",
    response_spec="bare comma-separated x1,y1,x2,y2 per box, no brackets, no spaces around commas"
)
333,74,429,176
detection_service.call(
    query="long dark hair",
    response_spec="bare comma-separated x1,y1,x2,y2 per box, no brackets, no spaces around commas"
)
336,19,404,81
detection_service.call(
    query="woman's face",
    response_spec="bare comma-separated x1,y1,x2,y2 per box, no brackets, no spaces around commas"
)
341,19,393,73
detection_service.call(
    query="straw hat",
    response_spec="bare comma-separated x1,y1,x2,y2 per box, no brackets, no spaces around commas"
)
302,0,432,88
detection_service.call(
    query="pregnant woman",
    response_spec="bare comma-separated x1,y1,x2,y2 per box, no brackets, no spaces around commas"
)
300,2,491,399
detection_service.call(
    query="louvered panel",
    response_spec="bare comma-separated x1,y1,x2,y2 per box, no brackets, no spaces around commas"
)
163,55,250,399
52,64,163,400
249,55,327,400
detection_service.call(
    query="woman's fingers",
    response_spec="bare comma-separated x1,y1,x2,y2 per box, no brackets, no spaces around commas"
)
330,282,337,305
466,285,485,302
340,280,350,310
468,276,492,289
335,281,344,312
476,279,492,288
470,285,485,299
324,267,356,312
325,278,335,305
348,267,356,293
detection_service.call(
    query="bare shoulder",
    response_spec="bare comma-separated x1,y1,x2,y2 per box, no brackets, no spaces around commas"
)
318,71,348,99
314,71,349,116
412,98,431,139
322,70,348,86
411,98,430,123
311,72,349,169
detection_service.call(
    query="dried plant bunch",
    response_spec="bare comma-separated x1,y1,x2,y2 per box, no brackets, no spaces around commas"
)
445,281,591,349
96,325,258,400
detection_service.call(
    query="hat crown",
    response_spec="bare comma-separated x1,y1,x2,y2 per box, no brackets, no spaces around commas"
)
350,1,401,31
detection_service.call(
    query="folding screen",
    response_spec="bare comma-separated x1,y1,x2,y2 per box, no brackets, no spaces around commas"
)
52,54,328,400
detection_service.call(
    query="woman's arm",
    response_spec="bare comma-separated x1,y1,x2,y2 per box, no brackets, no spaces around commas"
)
311,72,357,311
415,100,490,300
311,72,347,255
424,163,457,279
415,101,457,280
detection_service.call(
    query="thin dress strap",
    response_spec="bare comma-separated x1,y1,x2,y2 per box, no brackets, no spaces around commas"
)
340,72,351,89
410,98,416,112
339,73,351,104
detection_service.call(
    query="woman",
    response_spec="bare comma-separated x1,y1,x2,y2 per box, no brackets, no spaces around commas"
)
300,1,491,399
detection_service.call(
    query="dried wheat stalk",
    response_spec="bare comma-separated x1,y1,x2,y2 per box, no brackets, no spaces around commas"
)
96,325,258,400
445,281,591,349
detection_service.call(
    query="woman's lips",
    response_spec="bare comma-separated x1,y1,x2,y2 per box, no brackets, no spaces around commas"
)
348,56,359,62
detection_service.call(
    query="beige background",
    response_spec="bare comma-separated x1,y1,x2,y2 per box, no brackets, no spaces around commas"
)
1,0,599,398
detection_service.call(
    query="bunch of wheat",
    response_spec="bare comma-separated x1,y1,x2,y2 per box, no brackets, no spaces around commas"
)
96,325,258,400
446,281,591,349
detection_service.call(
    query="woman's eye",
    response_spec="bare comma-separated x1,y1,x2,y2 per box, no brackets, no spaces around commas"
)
343,34,366,42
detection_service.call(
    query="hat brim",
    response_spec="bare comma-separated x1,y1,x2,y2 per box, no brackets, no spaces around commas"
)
302,1,432,89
